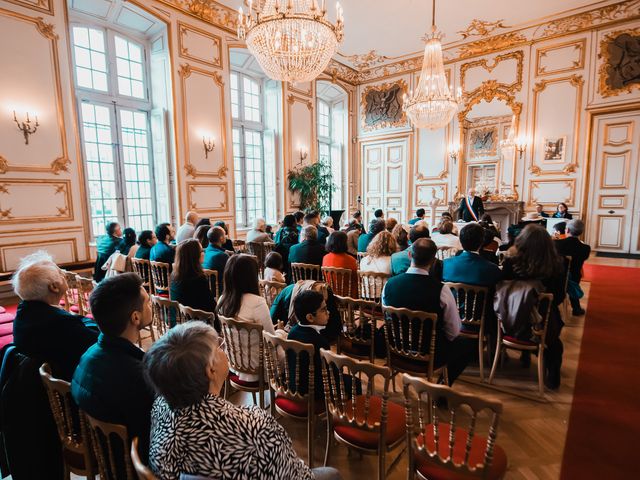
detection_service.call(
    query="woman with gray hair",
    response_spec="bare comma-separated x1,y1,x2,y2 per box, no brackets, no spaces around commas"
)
11,251,98,380
144,322,342,480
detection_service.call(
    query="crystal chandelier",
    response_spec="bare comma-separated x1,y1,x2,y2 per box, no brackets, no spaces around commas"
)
403,0,461,130
237,0,344,83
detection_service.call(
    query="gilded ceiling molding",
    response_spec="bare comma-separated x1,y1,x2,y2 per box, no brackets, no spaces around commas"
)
460,50,524,95
457,19,510,39
457,32,528,59
325,59,360,85
598,27,640,98
337,50,393,70
457,81,523,125
156,0,238,33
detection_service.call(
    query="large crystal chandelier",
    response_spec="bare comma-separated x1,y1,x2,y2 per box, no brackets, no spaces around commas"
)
403,0,461,130
237,0,344,83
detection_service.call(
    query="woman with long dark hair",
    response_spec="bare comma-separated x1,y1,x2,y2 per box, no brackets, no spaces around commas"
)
170,239,215,313
501,224,566,389
275,214,299,278
118,227,137,256
193,225,210,249
217,254,275,381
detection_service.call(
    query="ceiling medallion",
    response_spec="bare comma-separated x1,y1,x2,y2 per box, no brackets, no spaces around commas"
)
403,0,461,130
237,0,344,83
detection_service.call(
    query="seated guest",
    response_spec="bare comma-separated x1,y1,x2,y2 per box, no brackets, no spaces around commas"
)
409,208,426,225
265,224,274,239
552,221,567,240
553,202,573,219
352,210,366,234
432,212,453,233
12,252,99,381
202,226,228,292
383,239,473,385
501,225,566,388
360,231,397,275
176,211,198,244
135,230,157,260
194,217,211,230
322,216,335,234
480,214,500,239
345,221,362,256
144,322,338,480
431,220,463,250
391,224,443,280
374,208,384,220
71,273,155,459
305,211,329,245
392,223,409,251
247,218,272,243
216,255,275,381
214,221,234,251
193,224,210,249
358,218,386,253
386,217,398,232
322,231,358,297
294,210,305,232
275,214,299,277
120,228,137,258
287,225,326,278
536,203,550,218
479,227,500,264
275,214,297,244
170,239,215,313
263,251,286,283
94,221,122,281
555,219,591,316
150,223,176,264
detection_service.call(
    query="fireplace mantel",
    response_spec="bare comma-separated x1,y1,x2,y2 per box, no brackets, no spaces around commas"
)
448,201,524,242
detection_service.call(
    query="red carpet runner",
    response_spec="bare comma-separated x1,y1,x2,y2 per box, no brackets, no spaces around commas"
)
560,264,640,479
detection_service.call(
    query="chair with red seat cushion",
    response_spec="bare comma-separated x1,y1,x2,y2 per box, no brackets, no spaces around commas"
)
320,349,404,480
402,373,507,480
488,293,554,397
263,332,322,467
76,276,95,317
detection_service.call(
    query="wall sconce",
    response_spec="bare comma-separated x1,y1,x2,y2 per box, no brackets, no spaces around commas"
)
13,110,39,145
515,136,528,159
448,142,460,163
298,146,308,165
202,136,214,159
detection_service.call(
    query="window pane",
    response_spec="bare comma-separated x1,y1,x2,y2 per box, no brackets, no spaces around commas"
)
72,27,107,92
115,35,146,99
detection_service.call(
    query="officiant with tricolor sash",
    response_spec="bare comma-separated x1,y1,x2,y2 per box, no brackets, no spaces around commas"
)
457,188,485,223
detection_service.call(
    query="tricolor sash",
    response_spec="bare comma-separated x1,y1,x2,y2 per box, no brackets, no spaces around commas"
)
465,196,479,221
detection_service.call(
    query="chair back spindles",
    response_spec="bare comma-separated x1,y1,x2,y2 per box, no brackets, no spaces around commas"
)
150,295,181,336
202,268,221,300
322,266,353,297
178,304,216,329
357,271,388,302
436,246,458,260
62,270,80,312
291,262,322,282
76,276,96,316
258,279,287,307
335,295,378,362
84,413,135,480
131,258,153,294
149,261,171,294
246,242,276,277
131,437,157,480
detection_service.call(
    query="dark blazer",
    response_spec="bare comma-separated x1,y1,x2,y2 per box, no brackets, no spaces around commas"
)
170,275,216,312
287,324,330,399
71,334,154,462
12,300,99,381
150,241,175,264
443,251,503,287
554,237,591,281
553,211,573,219
317,226,330,245
288,240,326,267
458,196,485,222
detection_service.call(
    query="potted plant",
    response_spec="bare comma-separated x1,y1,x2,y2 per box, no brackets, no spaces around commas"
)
287,160,334,213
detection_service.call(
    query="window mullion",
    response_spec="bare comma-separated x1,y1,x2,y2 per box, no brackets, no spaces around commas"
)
111,102,128,224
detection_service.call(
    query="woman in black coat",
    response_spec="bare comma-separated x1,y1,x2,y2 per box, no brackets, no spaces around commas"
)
170,239,216,313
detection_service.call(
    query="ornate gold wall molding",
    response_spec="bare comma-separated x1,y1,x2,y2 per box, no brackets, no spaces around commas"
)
0,237,78,272
457,32,528,60
458,19,511,39
598,27,640,98
415,127,450,181
415,183,449,207
178,21,222,69
540,1,640,38
287,82,314,97
457,82,523,124
338,50,393,70
186,181,228,212
527,178,576,207
535,38,586,77
3,0,53,15
0,7,70,174
285,93,316,210
529,74,584,175
0,179,73,224
460,50,524,95
157,0,237,33
178,63,228,178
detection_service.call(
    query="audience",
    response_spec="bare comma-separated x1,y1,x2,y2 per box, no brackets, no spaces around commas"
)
345,220,362,256
202,226,228,293
357,218,386,253
294,211,305,232
94,221,122,281
143,322,339,480
555,219,591,316
352,210,366,234
11,252,99,381
118,227,137,256
432,220,463,250
287,225,326,278
374,208,384,220
386,217,398,232
391,224,439,278
322,231,358,297
134,230,157,260
214,220,234,251
479,227,500,264
322,216,335,234
170,239,215,313
433,212,453,233
391,223,409,251
275,214,299,277
383,239,473,385
305,211,329,245
409,208,426,225
150,223,176,264
71,273,155,461
552,221,567,239
480,214,500,240
247,218,272,243
193,224,210,249
360,230,397,275
176,211,198,243
553,202,573,219
263,251,286,283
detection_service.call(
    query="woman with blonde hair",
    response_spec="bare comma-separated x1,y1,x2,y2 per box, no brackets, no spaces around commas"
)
359,230,397,274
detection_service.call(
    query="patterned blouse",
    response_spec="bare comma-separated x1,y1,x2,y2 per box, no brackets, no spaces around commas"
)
149,394,314,480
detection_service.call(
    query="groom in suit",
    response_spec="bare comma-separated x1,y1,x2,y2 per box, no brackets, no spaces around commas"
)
458,188,485,222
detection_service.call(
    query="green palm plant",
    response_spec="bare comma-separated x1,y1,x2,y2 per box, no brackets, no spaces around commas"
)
287,160,334,212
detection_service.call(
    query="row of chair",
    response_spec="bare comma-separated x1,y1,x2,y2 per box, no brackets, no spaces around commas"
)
60,271,95,317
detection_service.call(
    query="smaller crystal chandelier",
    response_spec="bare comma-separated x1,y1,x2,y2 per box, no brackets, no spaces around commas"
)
403,0,461,130
237,0,344,83
499,115,517,149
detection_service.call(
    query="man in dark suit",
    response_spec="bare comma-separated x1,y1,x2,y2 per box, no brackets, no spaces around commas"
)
555,219,591,316
357,218,386,252
304,211,329,245
287,225,326,276
458,188,485,222
382,239,474,385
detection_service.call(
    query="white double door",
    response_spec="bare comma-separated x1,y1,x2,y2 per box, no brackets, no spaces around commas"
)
361,137,408,226
587,110,640,254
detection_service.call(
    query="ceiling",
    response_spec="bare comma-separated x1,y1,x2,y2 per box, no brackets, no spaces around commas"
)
217,0,618,69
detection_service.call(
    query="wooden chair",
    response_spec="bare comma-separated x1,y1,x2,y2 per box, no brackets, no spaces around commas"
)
320,349,405,480
246,241,276,276
232,239,246,253
436,246,458,261
356,252,368,267
263,332,321,467
322,266,354,297
84,412,135,480
39,364,96,480
76,276,95,317
561,256,572,321
203,268,221,300
258,279,287,308
335,295,379,363
149,261,171,296
219,314,268,408
291,262,322,282
488,293,553,397
131,258,153,295
357,271,389,302
402,373,507,480
382,305,447,385
444,282,491,382
61,270,81,313
179,304,215,327
131,437,157,480
150,295,181,337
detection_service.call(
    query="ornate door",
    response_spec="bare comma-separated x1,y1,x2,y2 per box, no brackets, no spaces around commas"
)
587,110,640,254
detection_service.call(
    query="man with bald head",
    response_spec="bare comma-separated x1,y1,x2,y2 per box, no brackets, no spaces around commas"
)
176,211,199,243
458,188,484,222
